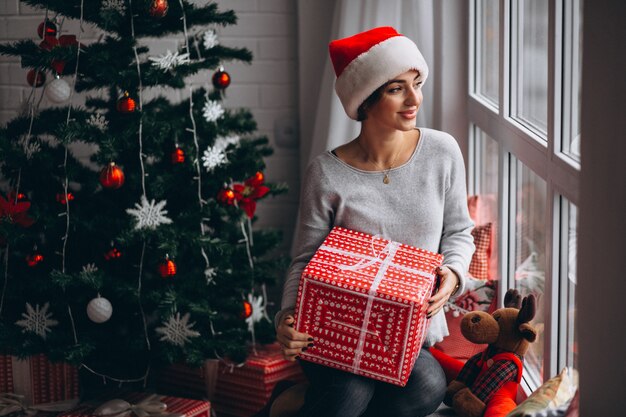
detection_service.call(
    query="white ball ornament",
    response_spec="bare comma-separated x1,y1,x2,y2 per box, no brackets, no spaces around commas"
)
87,295,113,323
46,77,71,103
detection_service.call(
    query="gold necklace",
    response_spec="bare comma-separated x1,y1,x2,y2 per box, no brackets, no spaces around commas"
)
356,139,404,184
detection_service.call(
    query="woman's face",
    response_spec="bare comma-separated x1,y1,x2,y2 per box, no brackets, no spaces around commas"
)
363,70,423,132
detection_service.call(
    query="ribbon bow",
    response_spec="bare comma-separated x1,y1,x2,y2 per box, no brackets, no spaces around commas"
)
0,393,79,417
94,395,180,417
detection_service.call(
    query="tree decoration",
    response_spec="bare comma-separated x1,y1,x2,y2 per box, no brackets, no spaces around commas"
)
26,69,46,87
244,293,269,333
171,145,185,164
87,113,108,131
212,67,231,90
99,162,125,189
46,77,71,103
25,248,44,267
203,29,219,49
15,302,58,339
242,299,252,319
149,50,190,71
158,256,177,278
201,146,227,172
55,192,74,205
217,187,236,206
116,91,136,113
202,99,224,122
233,172,270,218
101,0,126,15
104,243,122,261
126,196,173,230
17,135,41,160
0,192,35,227
204,266,217,284
37,20,57,38
87,295,113,323
155,312,200,347
148,0,169,18
213,134,241,152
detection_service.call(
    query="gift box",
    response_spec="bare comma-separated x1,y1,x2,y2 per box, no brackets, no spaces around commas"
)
211,343,306,417
58,393,210,417
0,354,79,405
295,226,443,386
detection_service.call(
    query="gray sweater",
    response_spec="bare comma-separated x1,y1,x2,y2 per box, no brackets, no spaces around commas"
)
278,128,475,346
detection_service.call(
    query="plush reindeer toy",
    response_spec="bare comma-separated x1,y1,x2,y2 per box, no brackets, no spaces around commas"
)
444,289,538,417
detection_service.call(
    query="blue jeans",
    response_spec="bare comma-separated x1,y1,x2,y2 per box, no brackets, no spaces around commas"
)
297,348,446,417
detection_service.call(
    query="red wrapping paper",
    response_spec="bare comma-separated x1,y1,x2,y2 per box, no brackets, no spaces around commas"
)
211,343,306,417
58,394,210,417
294,226,443,386
0,354,79,405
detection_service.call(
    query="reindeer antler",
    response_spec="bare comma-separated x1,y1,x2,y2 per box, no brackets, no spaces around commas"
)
517,294,537,325
504,289,522,309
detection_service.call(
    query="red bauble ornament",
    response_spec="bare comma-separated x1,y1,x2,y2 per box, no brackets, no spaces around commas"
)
149,0,169,18
212,68,231,90
27,69,46,87
171,146,185,164
37,20,57,38
158,257,177,278
104,244,122,261
26,251,44,267
116,91,137,113
217,188,236,205
56,192,75,205
242,300,253,319
99,162,125,189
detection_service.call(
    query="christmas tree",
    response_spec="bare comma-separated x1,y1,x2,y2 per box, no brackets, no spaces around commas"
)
0,0,286,390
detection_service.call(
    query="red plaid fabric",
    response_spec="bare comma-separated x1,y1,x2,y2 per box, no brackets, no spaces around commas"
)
455,346,522,403
469,222,492,280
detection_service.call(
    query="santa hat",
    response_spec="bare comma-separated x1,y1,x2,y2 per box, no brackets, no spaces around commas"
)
329,26,429,120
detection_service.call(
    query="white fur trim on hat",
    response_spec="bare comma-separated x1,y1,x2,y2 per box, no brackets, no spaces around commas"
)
335,36,429,120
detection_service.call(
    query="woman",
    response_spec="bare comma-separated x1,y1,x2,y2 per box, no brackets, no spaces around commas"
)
275,27,475,417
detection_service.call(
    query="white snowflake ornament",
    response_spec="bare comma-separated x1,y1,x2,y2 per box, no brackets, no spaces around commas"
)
155,312,200,347
204,266,217,284
101,0,126,14
15,302,58,339
201,146,227,172
88,113,108,131
203,29,219,49
214,134,241,152
202,99,224,123
245,293,270,333
17,135,41,160
148,50,190,72
126,195,173,230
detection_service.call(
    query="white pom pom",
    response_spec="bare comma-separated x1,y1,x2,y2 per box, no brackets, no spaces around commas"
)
46,78,71,103
452,310,460,318
87,296,113,323
443,305,450,313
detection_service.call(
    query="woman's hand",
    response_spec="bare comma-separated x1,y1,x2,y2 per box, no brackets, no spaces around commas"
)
427,266,460,318
276,314,314,362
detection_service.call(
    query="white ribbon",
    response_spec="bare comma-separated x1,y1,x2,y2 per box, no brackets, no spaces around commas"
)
320,235,401,374
93,395,181,417
0,393,79,416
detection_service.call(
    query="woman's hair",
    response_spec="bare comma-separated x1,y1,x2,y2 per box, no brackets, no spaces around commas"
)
356,82,387,121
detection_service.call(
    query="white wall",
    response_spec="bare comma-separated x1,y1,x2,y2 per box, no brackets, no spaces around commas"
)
0,0,300,252
578,0,626,414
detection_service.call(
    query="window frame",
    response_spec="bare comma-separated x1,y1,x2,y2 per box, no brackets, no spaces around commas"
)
468,0,581,390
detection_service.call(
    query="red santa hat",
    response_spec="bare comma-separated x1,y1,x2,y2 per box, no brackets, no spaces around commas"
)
329,26,429,120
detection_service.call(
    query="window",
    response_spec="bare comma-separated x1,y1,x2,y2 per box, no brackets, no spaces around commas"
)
469,0,581,389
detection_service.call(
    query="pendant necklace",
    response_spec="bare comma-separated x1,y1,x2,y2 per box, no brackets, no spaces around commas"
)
357,139,404,185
